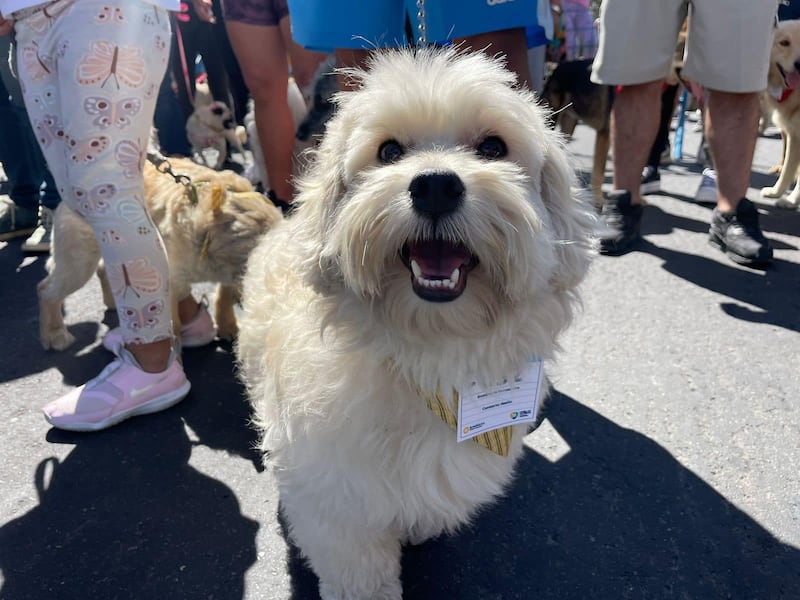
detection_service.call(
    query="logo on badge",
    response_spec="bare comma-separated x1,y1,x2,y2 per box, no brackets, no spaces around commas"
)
510,411,518,419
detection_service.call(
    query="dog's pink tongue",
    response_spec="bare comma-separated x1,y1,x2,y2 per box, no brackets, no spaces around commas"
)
788,72,800,89
408,239,471,277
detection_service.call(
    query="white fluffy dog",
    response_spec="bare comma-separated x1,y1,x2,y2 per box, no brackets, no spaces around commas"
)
186,100,247,170
236,47,595,600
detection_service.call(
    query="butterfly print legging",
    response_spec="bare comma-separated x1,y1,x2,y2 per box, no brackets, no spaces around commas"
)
15,0,175,345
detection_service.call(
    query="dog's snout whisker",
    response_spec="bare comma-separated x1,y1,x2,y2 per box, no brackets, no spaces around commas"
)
409,171,465,217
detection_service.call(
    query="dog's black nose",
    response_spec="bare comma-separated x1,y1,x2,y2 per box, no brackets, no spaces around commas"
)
409,171,465,217
795,60,800,73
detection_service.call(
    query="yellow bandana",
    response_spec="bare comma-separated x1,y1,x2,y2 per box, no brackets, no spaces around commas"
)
422,387,512,457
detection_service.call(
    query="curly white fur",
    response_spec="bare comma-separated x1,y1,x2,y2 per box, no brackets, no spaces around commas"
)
236,47,596,600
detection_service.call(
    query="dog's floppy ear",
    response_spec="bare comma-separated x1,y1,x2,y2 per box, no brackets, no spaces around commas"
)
296,111,351,295
539,135,596,293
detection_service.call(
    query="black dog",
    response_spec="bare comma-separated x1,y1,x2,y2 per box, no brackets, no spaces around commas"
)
541,59,614,207
296,58,338,142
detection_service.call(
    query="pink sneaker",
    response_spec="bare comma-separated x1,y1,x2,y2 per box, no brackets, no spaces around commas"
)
42,349,191,432
180,300,216,347
102,301,216,354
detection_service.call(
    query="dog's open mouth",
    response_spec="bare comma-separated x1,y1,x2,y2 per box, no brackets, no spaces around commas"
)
778,62,800,89
400,239,478,302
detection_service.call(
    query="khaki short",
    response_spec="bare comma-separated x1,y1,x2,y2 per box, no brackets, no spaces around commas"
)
591,0,777,93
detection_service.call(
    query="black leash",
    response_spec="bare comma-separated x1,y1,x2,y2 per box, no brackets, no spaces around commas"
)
146,151,200,205
146,151,294,215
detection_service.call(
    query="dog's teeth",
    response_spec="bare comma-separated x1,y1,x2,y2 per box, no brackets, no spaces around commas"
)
414,268,462,290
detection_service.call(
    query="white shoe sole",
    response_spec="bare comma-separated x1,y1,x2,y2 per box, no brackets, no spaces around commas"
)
640,181,661,195
694,188,718,203
43,381,191,432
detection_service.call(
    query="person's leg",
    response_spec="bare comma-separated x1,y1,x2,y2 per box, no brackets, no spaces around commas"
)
226,20,295,202
0,88,40,238
1,41,62,251
0,37,43,213
457,28,532,90
171,14,199,121
705,90,760,213
591,79,663,254
611,80,663,204
527,44,546,96
212,0,250,123
562,6,579,61
16,0,189,430
575,7,598,60
282,16,328,93
154,62,192,156
705,89,771,265
19,0,175,367
682,0,773,265
647,83,679,169
191,8,236,113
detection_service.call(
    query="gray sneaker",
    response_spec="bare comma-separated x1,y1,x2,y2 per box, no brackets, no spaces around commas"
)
694,168,718,203
22,205,54,253
0,197,37,241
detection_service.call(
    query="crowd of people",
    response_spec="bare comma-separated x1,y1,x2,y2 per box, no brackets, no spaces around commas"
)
0,0,788,432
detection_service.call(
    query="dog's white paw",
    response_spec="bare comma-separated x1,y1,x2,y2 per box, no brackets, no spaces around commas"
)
42,329,75,351
761,185,783,198
776,195,800,210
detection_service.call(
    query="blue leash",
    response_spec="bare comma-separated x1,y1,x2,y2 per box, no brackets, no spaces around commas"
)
672,88,688,161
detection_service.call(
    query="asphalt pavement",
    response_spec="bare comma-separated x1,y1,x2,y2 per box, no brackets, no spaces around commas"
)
1,112,799,600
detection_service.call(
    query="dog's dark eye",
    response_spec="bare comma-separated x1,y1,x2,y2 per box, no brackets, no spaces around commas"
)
378,140,404,163
476,136,507,159
780,39,791,47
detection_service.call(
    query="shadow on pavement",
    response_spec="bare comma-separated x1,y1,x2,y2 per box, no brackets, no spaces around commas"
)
0,343,261,599
280,391,800,599
635,237,800,333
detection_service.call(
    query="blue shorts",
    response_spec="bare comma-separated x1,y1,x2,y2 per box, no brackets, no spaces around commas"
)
288,0,538,53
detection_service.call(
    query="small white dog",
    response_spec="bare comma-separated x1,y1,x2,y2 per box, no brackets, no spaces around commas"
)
186,100,247,170
236,47,595,600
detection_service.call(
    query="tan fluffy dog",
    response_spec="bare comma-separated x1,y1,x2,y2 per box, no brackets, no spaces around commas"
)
38,157,282,351
761,19,800,210
236,48,595,600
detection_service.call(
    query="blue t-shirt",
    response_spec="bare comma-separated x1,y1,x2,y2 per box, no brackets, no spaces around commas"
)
526,25,548,49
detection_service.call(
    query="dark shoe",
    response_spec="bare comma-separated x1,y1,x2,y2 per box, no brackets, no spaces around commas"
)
640,166,661,195
0,197,37,241
599,190,643,255
709,198,773,267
